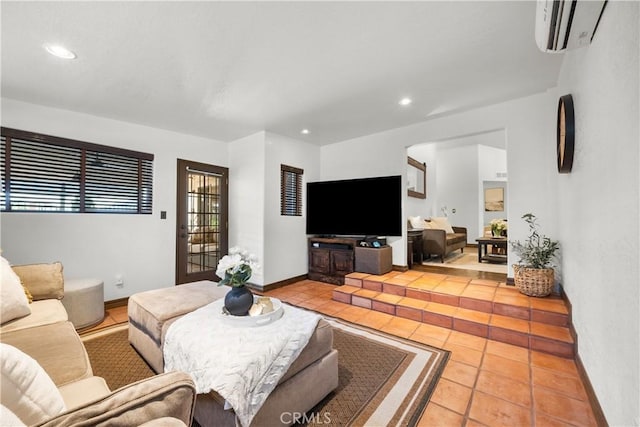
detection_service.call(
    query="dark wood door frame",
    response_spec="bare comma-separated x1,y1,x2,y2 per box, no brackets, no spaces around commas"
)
176,159,229,285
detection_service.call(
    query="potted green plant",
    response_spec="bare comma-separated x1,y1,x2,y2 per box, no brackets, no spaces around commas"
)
510,213,560,297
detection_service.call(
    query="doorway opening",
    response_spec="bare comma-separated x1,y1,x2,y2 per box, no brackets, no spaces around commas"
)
176,159,228,284
406,129,508,277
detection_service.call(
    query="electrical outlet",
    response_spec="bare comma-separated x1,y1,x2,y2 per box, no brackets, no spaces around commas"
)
115,275,124,287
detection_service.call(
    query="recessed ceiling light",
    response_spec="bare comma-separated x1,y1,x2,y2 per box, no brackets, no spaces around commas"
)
399,97,412,106
301,129,310,135
43,43,77,59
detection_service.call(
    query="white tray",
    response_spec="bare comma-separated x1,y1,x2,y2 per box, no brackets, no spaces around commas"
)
217,296,283,327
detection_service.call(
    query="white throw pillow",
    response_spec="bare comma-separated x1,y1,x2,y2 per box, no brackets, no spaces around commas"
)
0,343,66,425
408,216,425,229
0,257,31,324
429,217,455,234
0,404,26,427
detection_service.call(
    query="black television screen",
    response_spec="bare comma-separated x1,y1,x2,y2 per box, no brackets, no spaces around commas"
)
306,175,402,237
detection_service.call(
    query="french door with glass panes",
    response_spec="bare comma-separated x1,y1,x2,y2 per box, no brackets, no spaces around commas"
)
176,159,228,284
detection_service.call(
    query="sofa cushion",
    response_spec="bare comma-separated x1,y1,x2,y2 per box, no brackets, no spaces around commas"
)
38,372,197,427
430,217,455,234
446,233,467,245
58,376,111,411
0,299,68,334
408,216,425,229
0,404,26,426
0,322,93,387
0,257,31,324
12,262,64,301
0,343,66,425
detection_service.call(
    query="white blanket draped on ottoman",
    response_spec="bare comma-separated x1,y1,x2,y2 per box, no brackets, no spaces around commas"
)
163,300,321,427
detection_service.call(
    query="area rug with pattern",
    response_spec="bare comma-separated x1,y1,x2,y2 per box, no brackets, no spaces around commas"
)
82,317,449,427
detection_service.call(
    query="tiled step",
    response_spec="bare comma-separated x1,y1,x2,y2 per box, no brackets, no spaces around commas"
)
333,271,574,358
342,271,570,325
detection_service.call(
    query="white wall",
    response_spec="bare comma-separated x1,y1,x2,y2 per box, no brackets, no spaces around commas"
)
554,2,639,424
0,101,322,293
228,131,266,286
436,144,479,241
0,98,229,300
264,132,320,284
478,145,507,183
0,90,559,296
320,91,556,269
479,145,508,233
228,131,321,287
406,144,437,219
408,133,507,241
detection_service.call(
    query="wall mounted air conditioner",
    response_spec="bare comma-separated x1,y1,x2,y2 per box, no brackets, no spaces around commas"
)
535,0,607,53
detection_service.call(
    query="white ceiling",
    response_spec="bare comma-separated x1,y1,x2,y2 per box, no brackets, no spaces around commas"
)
1,1,563,146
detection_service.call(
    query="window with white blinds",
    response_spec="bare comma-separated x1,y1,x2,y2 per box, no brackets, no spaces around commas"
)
1,127,153,214
280,164,303,216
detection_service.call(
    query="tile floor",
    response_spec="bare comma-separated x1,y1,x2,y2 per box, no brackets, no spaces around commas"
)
91,279,598,427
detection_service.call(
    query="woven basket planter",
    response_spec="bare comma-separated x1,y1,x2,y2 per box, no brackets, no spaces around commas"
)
513,265,555,297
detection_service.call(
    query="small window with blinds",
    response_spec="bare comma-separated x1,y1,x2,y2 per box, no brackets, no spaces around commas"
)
280,164,303,216
1,127,153,214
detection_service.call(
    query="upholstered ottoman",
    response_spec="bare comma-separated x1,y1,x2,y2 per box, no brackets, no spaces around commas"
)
62,278,105,329
128,281,338,427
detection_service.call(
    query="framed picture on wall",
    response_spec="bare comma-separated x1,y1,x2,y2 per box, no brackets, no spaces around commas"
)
484,187,504,212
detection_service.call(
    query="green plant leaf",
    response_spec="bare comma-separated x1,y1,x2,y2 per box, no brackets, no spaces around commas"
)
510,213,559,269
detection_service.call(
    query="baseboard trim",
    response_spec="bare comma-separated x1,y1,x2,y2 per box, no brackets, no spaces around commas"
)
105,297,128,310
249,274,309,293
575,351,609,426
561,291,608,427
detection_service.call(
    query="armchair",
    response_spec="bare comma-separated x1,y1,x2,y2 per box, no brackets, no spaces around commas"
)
35,372,196,427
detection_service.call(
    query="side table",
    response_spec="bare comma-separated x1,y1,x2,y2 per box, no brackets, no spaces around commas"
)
407,229,424,268
475,237,507,264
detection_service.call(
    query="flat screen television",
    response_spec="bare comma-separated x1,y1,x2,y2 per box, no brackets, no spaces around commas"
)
306,175,402,237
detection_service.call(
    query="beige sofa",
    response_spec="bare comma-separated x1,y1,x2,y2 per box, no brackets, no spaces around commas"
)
0,259,197,426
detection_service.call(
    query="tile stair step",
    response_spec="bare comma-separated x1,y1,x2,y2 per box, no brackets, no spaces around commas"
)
340,276,569,326
336,288,573,344
332,280,575,359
